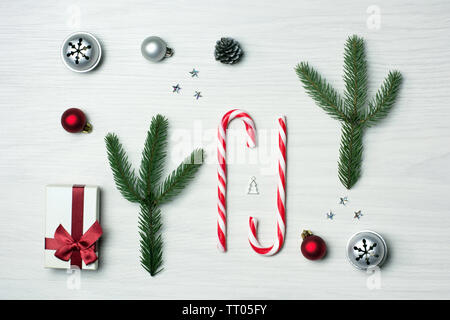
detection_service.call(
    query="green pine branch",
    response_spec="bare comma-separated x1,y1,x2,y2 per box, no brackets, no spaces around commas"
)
139,202,163,276
105,133,143,203
295,35,403,189
343,35,368,120
295,62,349,122
105,115,204,276
361,70,403,127
138,115,169,197
338,122,363,189
155,149,204,205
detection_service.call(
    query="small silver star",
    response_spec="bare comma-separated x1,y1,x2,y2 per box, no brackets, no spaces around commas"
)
189,68,199,77
339,196,348,206
326,210,335,220
194,91,202,100
354,210,363,219
172,84,181,93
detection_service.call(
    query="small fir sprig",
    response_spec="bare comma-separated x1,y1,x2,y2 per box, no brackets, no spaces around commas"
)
105,115,204,276
295,35,403,189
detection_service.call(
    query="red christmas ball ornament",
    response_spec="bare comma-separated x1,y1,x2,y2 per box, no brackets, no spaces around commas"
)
301,230,327,260
61,108,92,133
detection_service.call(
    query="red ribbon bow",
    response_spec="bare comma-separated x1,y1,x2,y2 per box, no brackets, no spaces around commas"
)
45,221,103,267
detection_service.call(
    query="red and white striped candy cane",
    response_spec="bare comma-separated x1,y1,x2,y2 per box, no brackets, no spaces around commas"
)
217,109,256,252
248,116,287,255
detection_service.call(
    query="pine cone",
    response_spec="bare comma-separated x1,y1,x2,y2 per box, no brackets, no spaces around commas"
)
214,37,243,64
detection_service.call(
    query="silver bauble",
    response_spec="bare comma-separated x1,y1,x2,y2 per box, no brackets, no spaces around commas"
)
61,32,102,73
346,230,388,270
141,36,173,62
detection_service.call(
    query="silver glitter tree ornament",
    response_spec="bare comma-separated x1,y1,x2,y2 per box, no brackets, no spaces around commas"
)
247,176,259,195
346,230,388,270
61,32,102,73
141,36,174,62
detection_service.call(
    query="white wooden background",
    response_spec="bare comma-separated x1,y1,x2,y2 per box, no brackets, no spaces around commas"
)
0,0,449,300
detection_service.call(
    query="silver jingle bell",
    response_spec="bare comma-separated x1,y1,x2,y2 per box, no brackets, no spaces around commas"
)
61,32,102,73
141,36,173,62
346,230,388,270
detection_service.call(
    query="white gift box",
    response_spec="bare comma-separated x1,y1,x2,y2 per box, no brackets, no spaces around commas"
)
44,185,100,270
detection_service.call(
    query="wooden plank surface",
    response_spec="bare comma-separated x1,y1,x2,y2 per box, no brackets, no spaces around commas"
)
0,0,449,299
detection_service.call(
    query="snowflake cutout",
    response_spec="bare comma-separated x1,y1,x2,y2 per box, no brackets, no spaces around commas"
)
353,239,379,265
67,38,91,64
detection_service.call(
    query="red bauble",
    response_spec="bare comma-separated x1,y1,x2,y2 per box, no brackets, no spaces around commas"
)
61,108,92,133
301,230,327,260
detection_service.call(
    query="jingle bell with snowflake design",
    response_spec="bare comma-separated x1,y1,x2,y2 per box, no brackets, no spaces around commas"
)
346,230,388,270
61,32,102,73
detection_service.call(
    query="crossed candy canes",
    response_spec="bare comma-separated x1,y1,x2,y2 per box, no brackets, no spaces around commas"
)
217,109,287,255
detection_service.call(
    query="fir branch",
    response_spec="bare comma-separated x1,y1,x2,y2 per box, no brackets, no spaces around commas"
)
361,70,403,127
295,62,349,122
343,35,368,120
338,122,363,189
105,133,142,203
295,35,403,189
138,202,163,276
155,149,204,205
138,115,169,197
105,117,204,276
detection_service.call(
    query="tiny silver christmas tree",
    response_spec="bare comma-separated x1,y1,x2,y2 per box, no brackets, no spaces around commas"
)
247,176,259,195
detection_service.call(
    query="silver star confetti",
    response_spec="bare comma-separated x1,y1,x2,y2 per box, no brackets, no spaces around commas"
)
172,84,181,93
339,196,348,206
354,210,363,219
189,68,199,77
194,91,202,100
326,210,335,220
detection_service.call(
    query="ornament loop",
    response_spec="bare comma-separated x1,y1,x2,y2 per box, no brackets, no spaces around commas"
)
165,47,174,58
82,122,93,133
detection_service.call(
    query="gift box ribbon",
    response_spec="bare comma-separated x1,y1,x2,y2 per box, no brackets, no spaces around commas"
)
45,185,103,268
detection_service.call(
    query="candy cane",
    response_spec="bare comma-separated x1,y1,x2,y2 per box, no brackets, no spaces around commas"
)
248,116,287,255
217,109,256,252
